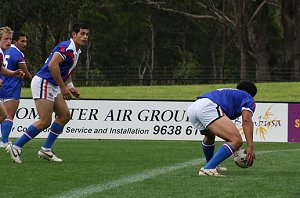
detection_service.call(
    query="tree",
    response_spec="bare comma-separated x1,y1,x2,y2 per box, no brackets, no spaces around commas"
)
281,0,300,81
0,0,297,85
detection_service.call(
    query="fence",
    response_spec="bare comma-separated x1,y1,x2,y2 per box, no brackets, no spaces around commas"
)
68,63,296,86
23,64,297,87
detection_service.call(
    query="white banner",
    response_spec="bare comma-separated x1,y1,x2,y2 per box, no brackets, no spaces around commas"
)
7,99,288,142
235,103,288,142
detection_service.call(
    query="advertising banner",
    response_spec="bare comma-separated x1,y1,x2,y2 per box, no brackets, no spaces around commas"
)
288,104,300,142
6,99,289,142
236,103,288,142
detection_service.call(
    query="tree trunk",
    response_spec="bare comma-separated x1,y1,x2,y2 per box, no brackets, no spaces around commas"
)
254,0,271,82
85,36,92,86
220,0,229,83
149,17,155,86
236,0,248,80
138,49,148,85
210,32,217,82
41,22,48,62
293,1,300,80
281,0,295,80
235,0,255,80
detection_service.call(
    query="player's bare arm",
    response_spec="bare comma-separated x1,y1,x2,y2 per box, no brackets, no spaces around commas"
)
241,109,255,166
0,67,25,78
18,63,32,82
48,52,71,100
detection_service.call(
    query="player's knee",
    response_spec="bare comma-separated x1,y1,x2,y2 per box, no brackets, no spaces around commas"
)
60,112,71,124
0,113,7,123
65,112,71,122
203,132,215,144
39,120,52,129
231,134,243,150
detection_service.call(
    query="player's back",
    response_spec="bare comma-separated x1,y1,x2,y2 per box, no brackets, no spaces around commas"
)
197,88,255,120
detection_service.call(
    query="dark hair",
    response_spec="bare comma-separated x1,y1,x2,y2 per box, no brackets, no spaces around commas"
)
236,80,257,97
13,31,26,41
72,23,89,34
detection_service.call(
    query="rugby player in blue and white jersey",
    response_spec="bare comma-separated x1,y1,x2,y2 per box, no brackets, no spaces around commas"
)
0,32,32,148
187,80,257,176
7,23,89,163
0,27,25,149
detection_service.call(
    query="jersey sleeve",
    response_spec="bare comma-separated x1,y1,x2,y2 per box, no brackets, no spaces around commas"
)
18,56,26,64
54,45,68,60
54,45,74,62
14,51,26,64
241,97,256,115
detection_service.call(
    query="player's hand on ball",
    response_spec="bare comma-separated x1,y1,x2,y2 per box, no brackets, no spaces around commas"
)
246,147,255,167
234,148,255,168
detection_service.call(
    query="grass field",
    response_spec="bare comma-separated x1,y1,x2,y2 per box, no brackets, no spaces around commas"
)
2,82,300,197
21,82,300,101
1,139,299,198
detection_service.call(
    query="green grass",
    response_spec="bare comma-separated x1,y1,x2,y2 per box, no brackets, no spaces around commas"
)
21,81,300,101
5,82,300,197
0,140,299,198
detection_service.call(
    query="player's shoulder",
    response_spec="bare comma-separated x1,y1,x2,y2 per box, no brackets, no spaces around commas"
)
5,45,24,57
57,40,72,47
55,40,74,53
58,40,71,46
213,88,237,95
56,40,71,49
217,88,253,99
220,88,250,95
237,89,253,98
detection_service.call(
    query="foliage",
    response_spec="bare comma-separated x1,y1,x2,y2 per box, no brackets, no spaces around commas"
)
1,0,299,85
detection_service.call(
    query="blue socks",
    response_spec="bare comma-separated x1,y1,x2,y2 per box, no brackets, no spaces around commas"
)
1,119,13,143
204,143,235,169
202,141,215,163
14,125,40,147
43,122,63,149
13,122,64,149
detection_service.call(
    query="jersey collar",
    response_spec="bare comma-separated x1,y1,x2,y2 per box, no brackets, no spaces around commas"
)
69,38,81,55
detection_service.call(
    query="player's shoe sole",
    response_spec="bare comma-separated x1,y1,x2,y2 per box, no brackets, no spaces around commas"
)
38,148,63,162
199,167,224,177
6,143,22,164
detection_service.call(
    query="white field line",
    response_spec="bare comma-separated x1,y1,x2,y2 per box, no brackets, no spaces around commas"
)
52,148,300,198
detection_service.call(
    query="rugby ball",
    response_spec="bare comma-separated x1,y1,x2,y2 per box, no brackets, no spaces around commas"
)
233,149,250,168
